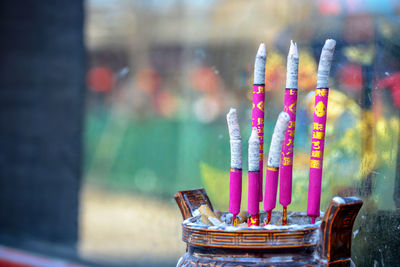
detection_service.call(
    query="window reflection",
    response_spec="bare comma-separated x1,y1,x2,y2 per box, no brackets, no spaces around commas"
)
83,0,400,265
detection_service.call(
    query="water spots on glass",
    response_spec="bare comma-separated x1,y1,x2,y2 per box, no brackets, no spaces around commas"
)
212,66,220,75
116,67,130,78
353,229,359,238
193,97,220,123
82,1,400,265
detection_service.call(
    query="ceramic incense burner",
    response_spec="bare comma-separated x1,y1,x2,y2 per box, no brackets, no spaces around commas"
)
175,189,362,267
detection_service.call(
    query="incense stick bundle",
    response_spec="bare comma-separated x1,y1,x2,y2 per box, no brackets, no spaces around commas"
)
307,39,336,223
264,111,290,224
248,127,260,226
227,108,242,226
251,43,266,202
279,40,299,225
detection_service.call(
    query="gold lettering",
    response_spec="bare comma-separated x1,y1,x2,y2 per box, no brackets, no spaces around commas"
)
286,138,293,146
312,131,324,139
313,123,324,131
311,150,322,158
257,101,264,112
288,103,296,114
310,159,321,169
312,141,321,150
282,157,292,166
286,146,293,155
315,101,326,117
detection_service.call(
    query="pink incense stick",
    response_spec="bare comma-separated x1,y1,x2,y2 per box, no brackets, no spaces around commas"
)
229,169,242,225
264,112,290,224
248,127,260,226
279,41,299,225
252,43,266,202
307,39,336,223
227,108,242,226
264,166,279,224
252,84,265,203
248,171,260,226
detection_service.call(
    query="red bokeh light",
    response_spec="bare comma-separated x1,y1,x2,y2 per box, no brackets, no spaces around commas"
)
338,63,362,92
135,68,161,94
190,67,219,93
87,67,115,93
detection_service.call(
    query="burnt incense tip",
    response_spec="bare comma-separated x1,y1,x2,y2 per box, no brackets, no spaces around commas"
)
286,40,299,89
250,127,258,140
227,108,238,127
227,108,241,140
267,112,290,168
227,108,242,169
288,40,298,59
248,127,260,172
317,39,336,89
256,43,266,58
323,39,336,50
281,111,290,122
254,43,266,85
228,107,237,114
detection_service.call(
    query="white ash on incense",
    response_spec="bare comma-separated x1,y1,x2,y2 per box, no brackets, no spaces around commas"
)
286,40,299,89
316,39,336,89
248,127,260,172
254,43,266,85
267,112,290,168
226,108,242,169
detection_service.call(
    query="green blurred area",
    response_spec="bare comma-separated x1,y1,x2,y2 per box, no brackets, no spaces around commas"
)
84,104,269,193
84,96,399,212
84,108,238,198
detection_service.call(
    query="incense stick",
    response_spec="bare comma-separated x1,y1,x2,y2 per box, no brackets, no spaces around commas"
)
279,40,299,225
252,43,266,202
248,127,260,226
227,108,242,226
264,112,290,224
307,39,336,223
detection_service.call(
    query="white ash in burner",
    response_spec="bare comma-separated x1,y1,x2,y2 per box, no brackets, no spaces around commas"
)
186,205,322,231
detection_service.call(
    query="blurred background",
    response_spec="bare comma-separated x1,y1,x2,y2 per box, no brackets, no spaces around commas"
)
0,0,399,266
